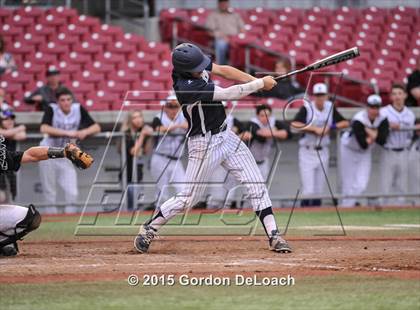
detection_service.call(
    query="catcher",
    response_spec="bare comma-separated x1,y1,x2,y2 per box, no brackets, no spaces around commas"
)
0,142,93,256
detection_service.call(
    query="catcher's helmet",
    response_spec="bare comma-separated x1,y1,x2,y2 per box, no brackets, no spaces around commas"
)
172,43,211,73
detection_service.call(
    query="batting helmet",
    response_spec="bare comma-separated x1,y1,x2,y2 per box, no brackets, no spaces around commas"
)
172,43,211,73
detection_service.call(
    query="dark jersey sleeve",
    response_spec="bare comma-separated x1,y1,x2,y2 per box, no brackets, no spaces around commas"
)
79,106,96,129
376,118,389,146
293,106,307,123
352,121,368,149
275,120,292,139
248,121,266,143
1,150,24,172
40,106,54,125
151,117,162,130
333,107,346,123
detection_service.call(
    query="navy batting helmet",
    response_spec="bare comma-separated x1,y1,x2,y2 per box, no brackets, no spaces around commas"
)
172,43,211,73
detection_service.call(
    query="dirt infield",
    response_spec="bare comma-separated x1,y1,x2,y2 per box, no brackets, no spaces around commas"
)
1,236,419,284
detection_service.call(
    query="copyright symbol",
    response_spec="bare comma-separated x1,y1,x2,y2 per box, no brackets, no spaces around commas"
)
127,274,139,286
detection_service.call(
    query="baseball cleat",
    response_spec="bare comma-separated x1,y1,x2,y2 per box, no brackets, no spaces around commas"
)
134,225,157,253
269,230,292,253
0,244,18,257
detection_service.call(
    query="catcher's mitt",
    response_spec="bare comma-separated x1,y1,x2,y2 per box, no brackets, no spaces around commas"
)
64,143,94,169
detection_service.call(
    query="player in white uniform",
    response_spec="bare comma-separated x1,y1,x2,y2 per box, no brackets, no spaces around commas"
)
340,95,389,207
292,83,349,206
150,94,188,206
246,104,290,181
134,43,292,253
39,87,100,213
379,84,416,205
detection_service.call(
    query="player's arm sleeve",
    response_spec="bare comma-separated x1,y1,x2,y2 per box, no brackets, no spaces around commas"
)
213,79,264,101
293,106,307,123
376,118,389,146
275,120,292,139
248,121,266,143
151,117,162,130
352,121,368,149
79,106,96,128
333,107,345,123
40,106,54,125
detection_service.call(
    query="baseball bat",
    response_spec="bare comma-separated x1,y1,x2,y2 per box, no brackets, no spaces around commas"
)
273,47,360,81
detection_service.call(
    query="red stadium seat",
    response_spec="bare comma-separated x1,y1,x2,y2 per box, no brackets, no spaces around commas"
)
106,41,133,56
21,61,44,75
47,6,78,21
96,24,124,40
121,60,149,75
15,6,44,19
83,32,113,46
72,41,103,56
71,80,95,96
75,70,104,85
39,42,70,56
58,60,81,75
54,32,80,46
60,23,89,36
7,41,33,56
26,52,57,66
5,14,33,28
39,14,67,27
86,61,115,74
119,33,146,50
60,51,92,66
112,70,138,84
27,24,56,37
71,15,101,32
18,33,45,48
0,24,22,37
95,52,125,65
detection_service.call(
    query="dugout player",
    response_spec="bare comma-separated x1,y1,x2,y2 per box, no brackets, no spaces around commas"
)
39,87,100,214
134,43,292,253
340,95,389,207
246,104,291,181
0,142,93,256
150,94,188,207
379,84,416,205
292,83,349,207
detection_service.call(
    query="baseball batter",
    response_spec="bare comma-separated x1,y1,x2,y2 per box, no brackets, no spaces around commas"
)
134,43,292,253
379,84,416,205
340,95,389,207
0,142,93,256
292,83,349,207
150,94,188,206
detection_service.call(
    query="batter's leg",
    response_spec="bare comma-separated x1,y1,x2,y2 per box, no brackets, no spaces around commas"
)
220,131,291,252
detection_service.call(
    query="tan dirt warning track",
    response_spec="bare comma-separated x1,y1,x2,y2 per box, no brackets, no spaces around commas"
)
1,237,419,283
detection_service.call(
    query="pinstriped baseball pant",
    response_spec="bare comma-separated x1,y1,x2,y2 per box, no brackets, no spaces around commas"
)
159,129,272,219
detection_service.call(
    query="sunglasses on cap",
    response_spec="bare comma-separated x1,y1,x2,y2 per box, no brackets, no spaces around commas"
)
1,110,15,119
166,104,179,109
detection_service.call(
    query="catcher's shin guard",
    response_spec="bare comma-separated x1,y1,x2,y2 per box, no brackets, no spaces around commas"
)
0,204,42,253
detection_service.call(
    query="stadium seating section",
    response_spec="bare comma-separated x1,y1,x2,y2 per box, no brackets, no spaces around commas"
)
0,6,418,111
161,6,419,106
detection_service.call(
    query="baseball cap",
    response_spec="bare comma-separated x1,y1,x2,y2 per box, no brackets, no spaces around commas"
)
1,109,15,120
313,83,328,95
46,65,60,76
166,94,177,101
367,94,382,107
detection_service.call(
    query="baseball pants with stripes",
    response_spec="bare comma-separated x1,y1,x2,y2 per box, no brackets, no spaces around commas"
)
159,129,272,219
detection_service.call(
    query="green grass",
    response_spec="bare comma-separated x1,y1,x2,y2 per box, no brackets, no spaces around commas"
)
31,208,420,241
1,276,419,310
